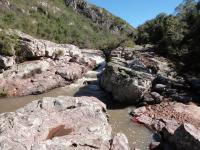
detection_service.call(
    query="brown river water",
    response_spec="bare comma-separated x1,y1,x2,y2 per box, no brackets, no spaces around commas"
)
0,67,153,150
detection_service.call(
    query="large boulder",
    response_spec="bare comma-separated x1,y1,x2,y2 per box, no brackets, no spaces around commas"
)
100,47,160,104
0,71,67,96
0,58,89,96
2,60,50,78
171,123,200,150
0,96,129,150
17,31,78,59
100,58,153,104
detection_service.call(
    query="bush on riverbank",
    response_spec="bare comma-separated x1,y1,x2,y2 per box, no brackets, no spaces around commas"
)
0,31,20,56
137,0,200,72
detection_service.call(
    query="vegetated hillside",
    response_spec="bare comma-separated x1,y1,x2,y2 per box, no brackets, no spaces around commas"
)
0,0,136,53
136,0,200,72
65,0,135,36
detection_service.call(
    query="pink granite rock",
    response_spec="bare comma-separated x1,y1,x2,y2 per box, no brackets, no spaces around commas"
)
0,96,129,150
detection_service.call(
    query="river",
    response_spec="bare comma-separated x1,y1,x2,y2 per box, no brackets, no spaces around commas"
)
0,62,153,150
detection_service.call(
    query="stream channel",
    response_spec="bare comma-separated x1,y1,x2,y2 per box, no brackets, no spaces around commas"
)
0,61,153,150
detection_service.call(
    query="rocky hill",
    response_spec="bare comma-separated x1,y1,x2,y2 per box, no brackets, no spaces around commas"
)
65,0,135,35
0,0,136,51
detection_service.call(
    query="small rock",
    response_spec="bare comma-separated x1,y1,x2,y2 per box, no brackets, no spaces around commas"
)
110,133,129,150
151,92,163,103
136,115,153,126
143,93,156,104
149,141,160,150
0,55,15,69
131,106,147,116
154,84,166,92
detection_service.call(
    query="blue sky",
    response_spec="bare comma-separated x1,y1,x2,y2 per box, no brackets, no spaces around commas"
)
87,0,183,27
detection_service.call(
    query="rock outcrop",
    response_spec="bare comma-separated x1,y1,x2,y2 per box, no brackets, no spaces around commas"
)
100,46,200,105
132,102,200,130
0,31,104,97
65,0,135,35
0,0,10,9
132,102,200,150
0,96,129,150
171,123,200,150
100,57,153,104
100,46,172,104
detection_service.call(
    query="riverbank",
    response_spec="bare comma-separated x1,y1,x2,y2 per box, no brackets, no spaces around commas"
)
0,62,153,150
1,31,200,149
100,46,200,150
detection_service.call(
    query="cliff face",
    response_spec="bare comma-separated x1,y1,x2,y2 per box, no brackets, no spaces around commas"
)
65,0,135,36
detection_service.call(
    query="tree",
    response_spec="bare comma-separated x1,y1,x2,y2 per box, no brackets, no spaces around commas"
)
137,13,167,44
137,14,184,56
175,0,197,21
137,0,200,72
158,15,184,55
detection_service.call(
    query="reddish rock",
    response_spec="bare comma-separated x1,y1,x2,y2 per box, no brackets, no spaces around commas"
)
132,102,200,150
0,96,129,150
0,31,104,97
110,133,129,150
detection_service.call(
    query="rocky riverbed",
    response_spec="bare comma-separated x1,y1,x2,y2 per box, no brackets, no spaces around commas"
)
0,61,153,150
101,45,200,149
1,31,200,150
100,46,200,105
132,102,200,150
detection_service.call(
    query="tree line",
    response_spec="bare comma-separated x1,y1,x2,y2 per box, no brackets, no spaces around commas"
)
137,0,200,72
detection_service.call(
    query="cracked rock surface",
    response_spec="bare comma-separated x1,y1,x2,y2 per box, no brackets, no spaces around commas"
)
0,96,129,150
0,31,105,97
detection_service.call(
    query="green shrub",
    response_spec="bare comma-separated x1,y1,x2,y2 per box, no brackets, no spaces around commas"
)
53,50,64,59
0,31,19,56
120,39,135,48
137,0,200,72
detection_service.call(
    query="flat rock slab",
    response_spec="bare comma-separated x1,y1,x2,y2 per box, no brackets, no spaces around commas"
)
0,96,129,150
133,102,200,130
132,102,200,150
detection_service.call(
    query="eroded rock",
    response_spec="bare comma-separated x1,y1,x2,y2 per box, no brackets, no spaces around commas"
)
0,31,104,97
132,102,200,150
0,96,129,150
101,45,199,105
171,123,200,150
100,58,153,104
132,102,200,130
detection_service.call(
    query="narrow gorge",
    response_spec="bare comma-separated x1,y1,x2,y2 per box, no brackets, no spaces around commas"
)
0,0,200,150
